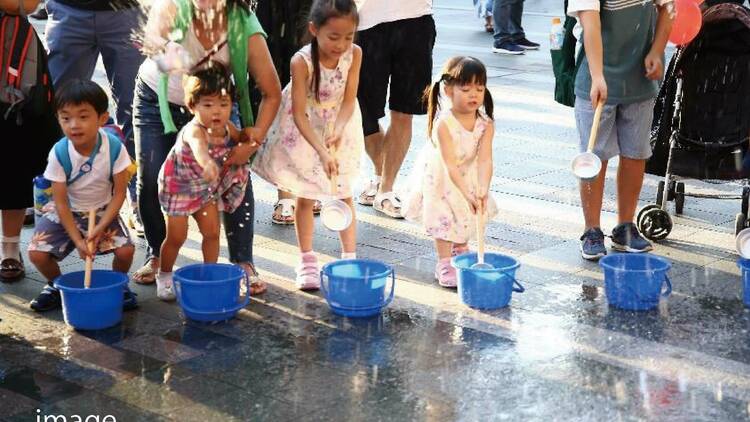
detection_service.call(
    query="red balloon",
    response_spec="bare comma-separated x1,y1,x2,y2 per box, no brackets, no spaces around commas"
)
669,0,703,46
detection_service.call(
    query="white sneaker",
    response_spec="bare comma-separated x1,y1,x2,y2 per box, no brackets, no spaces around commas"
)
156,272,176,301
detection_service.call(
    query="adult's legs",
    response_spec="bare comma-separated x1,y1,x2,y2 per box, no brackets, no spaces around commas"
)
1,210,25,273
224,178,267,294
95,6,145,144
493,0,524,44
377,111,413,209
132,80,188,281
44,0,98,87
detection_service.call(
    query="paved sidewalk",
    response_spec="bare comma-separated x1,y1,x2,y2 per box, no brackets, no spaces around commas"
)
2,1,750,420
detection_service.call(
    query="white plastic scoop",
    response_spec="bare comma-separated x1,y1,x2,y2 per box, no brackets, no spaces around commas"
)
320,144,352,232
571,101,605,182
737,228,750,259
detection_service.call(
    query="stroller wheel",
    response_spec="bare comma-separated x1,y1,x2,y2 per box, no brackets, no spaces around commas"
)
675,182,685,215
637,204,660,228
736,213,748,236
638,207,673,241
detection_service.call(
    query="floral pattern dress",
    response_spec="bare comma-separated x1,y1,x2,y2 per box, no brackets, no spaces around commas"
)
158,121,250,216
252,44,363,200
403,112,499,243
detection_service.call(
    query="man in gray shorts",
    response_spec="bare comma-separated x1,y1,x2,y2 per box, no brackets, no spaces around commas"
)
569,0,673,260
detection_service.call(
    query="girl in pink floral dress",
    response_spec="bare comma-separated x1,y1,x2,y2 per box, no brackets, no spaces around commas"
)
252,0,362,290
403,56,499,288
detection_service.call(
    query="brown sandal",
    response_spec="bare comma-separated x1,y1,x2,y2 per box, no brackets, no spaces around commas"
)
239,262,267,295
0,257,25,281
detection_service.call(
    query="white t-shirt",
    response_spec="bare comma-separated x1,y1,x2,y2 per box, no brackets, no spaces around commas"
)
139,21,231,106
356,0,432,31
43,130,132,212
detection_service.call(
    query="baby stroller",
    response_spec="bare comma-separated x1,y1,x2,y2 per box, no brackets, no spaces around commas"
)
639,3,750,241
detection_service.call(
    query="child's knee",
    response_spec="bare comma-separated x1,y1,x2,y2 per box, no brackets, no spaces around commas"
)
200,225,220,242
29,250,53,267
114,245,135,261
297,198,314,210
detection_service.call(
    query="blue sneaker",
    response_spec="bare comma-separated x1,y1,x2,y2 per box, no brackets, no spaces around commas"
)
611,223,653,253
492,41,525,55
123,286,138,311
580,228,607,261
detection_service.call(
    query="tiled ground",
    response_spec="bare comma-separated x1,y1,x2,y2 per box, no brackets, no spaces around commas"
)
2,0,750,420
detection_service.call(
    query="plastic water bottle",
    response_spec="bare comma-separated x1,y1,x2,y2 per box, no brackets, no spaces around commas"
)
550,17,564,50
33,176,52,217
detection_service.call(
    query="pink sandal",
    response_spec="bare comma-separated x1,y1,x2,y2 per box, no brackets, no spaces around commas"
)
434,259,457,288
295,252,320,290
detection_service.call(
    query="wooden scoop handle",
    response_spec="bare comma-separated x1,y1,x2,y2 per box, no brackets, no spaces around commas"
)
84,209,95,288
477,202,485,266
586,101,605,153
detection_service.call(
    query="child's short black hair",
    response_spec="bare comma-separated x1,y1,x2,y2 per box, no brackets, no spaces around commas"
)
183,63,236,107
55,79,109,114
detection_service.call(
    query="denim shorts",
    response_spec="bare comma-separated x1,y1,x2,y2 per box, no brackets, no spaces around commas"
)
574,97,655,162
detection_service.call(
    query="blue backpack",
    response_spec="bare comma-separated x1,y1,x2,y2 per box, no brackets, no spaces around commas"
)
53,125,124,185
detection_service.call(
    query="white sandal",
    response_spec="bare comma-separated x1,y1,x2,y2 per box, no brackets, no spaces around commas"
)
272,199,295,225
373,191,404,219
357,179,379,206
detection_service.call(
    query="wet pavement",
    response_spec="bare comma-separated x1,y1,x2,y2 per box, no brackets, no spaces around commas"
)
3,0,750,420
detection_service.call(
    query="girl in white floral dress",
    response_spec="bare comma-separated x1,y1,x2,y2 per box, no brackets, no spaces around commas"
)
403,56,499,288
252,0,362,290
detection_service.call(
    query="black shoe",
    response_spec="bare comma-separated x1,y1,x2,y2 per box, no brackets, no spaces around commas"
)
29,6,48,20
516,37,540,50
30,285,61,312
123,286,138,311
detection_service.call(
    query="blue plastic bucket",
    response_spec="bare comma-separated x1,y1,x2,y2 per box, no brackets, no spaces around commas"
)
736,259,750,307
320,259,395,318
54,270,128,330
173,263,249,322
599,254,672,311
452,253,525,310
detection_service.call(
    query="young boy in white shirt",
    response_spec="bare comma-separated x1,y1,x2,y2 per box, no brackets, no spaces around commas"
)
28,80,136,312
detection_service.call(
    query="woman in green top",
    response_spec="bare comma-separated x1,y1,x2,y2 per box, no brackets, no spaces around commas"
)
132,0,281,293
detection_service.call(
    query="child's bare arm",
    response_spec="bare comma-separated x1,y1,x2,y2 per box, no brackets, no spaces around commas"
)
477,121,495,199
290,55,327,155
185,125,213,169
51,182,90,257
578,10,606,106
437,122,476,210
331,46,362,143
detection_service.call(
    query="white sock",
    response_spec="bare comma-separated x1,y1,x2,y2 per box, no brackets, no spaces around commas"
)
157,271,173,286
1,236,20,261
341,252,357,260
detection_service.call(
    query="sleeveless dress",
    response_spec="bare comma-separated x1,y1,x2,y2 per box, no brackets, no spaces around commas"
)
252,44,363,200
403,112,499,244
158,121,249,216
